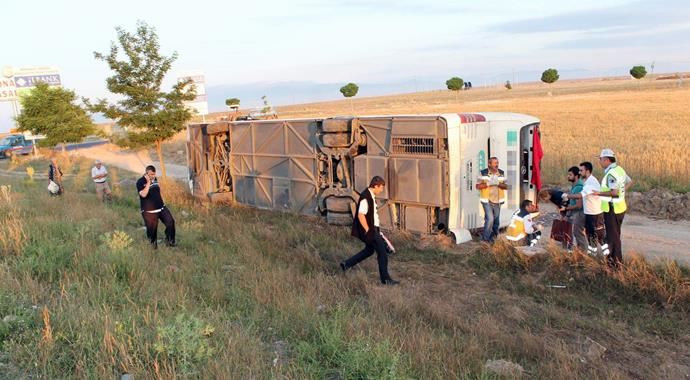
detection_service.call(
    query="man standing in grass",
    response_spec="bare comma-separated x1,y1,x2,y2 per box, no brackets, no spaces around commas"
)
476,157,508,242
560,167,586,251
340,176,399,285
566,162,608,257
593,149,629,268
91,160,112,202
137,165,176,249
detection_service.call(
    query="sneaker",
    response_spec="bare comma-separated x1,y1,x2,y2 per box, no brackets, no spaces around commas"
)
339,262,347,272
382,278,400,286
166,241,177,248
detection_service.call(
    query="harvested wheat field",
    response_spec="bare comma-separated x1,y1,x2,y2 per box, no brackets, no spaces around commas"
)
265,77,690,193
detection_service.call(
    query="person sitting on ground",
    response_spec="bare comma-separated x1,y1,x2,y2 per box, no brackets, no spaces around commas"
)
506,199,542,247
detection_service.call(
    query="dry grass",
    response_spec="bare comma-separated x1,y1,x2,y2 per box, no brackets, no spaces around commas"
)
0,157,688,378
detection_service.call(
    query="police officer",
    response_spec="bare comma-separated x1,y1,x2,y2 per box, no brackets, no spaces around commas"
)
593,149,629,268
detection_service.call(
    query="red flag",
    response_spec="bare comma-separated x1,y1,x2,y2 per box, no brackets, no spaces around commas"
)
531,127,544,191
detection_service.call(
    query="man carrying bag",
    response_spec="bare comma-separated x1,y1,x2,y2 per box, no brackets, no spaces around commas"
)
340,176,399,285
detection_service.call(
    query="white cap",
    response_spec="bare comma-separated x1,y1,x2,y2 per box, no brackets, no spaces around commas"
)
95,159,102,164
598,148,615,158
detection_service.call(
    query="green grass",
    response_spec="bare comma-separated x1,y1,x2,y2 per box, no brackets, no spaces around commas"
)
0,156,689,379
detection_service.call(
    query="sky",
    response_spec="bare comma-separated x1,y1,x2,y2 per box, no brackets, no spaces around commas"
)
2,0,690,131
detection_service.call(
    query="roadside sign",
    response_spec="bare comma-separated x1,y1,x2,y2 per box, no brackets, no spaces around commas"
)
0,77,17,101
178,70,209,116
14,74,61,88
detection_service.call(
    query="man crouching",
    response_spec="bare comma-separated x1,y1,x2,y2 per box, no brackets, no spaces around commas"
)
506,199,542,247
340,176,399,285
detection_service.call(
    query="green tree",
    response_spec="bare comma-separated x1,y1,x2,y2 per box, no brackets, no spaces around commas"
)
445,77,464,101
541,68,559,84
445,77,464,91
630,65,647,79
339,83,359,112
89,21,195,177
541,68,559,96
225,98,240,108
16,82,94,148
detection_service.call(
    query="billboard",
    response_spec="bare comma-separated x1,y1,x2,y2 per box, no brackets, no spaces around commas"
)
178,70,208,116
0,77,17,101
1,66,62,101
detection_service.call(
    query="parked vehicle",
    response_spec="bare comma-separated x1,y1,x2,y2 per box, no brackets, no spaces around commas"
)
0,134,34,158
186,113,541,243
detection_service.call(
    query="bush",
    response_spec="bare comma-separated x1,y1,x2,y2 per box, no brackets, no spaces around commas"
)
154,314,216,376
100,230,133,252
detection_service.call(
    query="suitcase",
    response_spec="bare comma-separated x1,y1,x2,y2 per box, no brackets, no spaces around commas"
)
550,219,573,245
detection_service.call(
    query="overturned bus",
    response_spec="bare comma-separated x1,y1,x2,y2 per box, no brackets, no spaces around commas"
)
186,113,541,243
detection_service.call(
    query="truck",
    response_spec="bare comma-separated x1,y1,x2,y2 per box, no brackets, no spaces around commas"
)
186,112,541,243
0,134,34,158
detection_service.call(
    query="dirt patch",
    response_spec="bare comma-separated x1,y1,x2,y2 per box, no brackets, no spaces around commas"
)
628,189,690,221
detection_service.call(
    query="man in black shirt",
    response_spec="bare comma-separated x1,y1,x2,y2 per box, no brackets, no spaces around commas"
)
136,165,176,249
340,176,399,285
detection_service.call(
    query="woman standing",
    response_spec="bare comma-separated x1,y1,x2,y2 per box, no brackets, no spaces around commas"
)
48,157,64,196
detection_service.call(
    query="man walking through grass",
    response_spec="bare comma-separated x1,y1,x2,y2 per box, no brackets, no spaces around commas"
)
91,160,112,202
137,165,176,249
340,176,399,285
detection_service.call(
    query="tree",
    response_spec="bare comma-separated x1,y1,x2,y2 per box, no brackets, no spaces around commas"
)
16,82,94,148
445,77,464,101
339,83,359,112
89,21,195,177
541,68,559,96
541,68,559,84
630,65,647,79
225,98,240,108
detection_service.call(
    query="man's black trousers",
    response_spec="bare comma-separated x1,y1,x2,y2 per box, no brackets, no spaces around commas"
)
142,208,176,246
604,208,625,267
344,228,391,283
585,213,607,252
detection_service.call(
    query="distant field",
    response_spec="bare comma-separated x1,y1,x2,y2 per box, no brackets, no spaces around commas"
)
267,77,690,192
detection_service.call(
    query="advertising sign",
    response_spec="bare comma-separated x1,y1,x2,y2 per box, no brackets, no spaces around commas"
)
178,70,208,116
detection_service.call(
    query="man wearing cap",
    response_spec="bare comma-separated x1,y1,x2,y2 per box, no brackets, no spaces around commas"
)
91,160,112,202
593,149,630,268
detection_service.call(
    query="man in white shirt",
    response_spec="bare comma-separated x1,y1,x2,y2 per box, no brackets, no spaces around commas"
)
91,160,112,202
565,161,608,256
340,176,399,285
